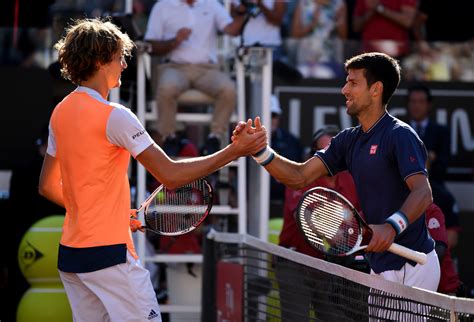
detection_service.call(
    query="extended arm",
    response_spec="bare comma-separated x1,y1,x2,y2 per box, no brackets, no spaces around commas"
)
137,120,267,189
232,117,329,189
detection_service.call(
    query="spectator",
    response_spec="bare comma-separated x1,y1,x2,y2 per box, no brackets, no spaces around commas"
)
290,0,347,78
406,84,461,249
277,125,365,321
352,0,416,58
231,0,287,60
425,203,462,296
141,0,246,156
269,95,303,203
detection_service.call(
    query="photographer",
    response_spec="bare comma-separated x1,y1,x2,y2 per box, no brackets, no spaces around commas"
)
231,0,287,60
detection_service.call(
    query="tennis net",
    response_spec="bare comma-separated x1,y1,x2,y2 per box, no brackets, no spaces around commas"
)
201,232,474,322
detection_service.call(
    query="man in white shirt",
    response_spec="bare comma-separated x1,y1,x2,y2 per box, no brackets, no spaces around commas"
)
143,0,246,156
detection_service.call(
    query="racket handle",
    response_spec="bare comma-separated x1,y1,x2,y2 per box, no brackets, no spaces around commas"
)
388,243,427,265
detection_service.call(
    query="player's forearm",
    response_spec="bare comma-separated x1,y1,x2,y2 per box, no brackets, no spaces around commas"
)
169,145,239,188
399,184,432,224
261,154,310,189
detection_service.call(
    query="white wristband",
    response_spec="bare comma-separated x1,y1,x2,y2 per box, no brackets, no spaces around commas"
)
385,211,409,235
252,146,275,166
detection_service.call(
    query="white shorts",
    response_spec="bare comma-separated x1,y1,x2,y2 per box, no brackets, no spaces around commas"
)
370,249,440,291
59,252,161,322
369,249,440,321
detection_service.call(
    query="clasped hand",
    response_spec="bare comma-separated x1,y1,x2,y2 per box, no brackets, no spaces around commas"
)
231,117,267,156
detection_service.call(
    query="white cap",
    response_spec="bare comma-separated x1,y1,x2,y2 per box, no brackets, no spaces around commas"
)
270,95,282,115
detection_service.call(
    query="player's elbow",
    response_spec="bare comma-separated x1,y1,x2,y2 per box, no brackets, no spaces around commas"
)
38,185,47,198
420,185,433,209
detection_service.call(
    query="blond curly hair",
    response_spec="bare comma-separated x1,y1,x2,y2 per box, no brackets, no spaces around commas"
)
55,18,134,85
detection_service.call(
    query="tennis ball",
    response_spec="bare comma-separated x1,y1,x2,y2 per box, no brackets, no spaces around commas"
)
322,238,332,252
18,215,65,286
268,218,283,245
17,286,72,322
156,191,165,203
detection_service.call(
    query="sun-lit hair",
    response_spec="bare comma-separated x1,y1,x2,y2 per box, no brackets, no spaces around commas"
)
54,18,134,85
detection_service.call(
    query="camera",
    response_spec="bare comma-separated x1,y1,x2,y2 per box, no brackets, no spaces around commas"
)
240,0,261,17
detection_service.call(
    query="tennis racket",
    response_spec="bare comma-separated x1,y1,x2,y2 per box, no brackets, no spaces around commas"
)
132,178,213,236
296,187,427,265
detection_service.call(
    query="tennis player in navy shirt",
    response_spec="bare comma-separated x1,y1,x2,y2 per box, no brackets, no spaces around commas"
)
232,52,440,291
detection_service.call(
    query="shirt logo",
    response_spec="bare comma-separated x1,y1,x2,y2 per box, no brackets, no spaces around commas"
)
132,130,145,140
370,145,378,155
398,219,406,230
148,309,159,320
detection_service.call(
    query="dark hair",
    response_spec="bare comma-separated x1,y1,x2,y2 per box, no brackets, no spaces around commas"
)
54,18,134,85
344,52,401,105
407,84,432,102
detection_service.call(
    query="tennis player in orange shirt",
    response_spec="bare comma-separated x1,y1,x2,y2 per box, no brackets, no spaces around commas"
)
39,18,265,321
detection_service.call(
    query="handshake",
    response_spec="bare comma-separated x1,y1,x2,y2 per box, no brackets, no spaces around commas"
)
231,116,275,165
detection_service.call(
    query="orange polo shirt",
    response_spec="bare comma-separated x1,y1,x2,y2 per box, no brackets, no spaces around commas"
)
50,89,137,260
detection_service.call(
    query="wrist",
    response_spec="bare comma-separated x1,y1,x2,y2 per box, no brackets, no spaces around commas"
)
252,145,275,166
385,211,409,236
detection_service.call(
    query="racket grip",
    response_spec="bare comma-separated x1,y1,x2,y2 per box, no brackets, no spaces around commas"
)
388,243,427,265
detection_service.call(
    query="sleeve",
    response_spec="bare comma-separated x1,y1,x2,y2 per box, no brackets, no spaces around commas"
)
314,131,348,176
214,0,233,31
46,121,56,157
425,204,448,245
144,2,164,40
106,104,154,158
392,127,428,181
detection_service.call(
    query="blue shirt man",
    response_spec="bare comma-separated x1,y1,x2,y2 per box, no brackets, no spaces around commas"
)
317,112,434,273
234,52,441,291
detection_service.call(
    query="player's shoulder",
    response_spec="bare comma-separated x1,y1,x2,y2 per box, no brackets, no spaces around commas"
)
387,114,418,138
109,102,137,120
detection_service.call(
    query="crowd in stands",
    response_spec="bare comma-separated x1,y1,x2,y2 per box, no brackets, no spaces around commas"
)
2,0,474,81
2,1,473,311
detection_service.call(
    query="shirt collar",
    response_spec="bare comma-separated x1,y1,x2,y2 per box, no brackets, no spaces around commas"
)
75,86,110,105
364,112,389,134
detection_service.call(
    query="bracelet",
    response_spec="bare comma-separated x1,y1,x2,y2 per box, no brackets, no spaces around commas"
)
385,211,409,235
252,146,275,166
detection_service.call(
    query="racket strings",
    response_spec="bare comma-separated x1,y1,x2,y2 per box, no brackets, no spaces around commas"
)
299,191,360,255
145,180,210,234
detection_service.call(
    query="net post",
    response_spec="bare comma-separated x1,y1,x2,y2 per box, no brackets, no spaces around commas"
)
201,230,217,322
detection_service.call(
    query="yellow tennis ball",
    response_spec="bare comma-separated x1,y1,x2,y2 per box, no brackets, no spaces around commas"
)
268,218,283,245
156,191,165,203
322,238,331,252
18,215,65,286
17,286,72,322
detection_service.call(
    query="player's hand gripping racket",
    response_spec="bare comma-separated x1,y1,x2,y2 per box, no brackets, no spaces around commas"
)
131,178,213,236
296,187,427,265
